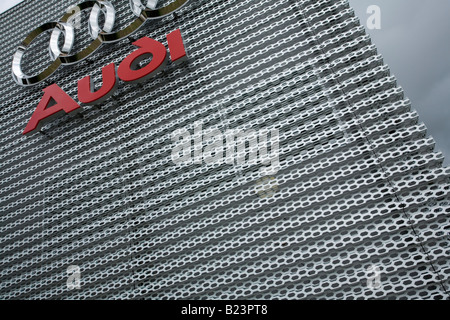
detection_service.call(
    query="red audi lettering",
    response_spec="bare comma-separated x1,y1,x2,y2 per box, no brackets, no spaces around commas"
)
167,29,188,63
118,37,167,83
24,29,187,135
23,84,81,135
78,63,118,105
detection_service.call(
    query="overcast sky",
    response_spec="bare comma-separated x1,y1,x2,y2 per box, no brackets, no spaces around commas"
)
1,0,449,165
349,0,450,165
0,0,22,14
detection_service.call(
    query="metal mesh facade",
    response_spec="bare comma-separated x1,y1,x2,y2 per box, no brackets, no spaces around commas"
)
0,0,449,300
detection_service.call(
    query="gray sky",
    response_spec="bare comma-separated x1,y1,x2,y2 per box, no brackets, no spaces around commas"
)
1,0,449,165
349,0,450,165
0,0,22,14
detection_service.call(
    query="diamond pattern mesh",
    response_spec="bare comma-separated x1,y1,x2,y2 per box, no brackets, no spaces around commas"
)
0,0,449,299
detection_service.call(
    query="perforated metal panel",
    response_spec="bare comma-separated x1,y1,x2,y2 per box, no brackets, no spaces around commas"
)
0,0,449,300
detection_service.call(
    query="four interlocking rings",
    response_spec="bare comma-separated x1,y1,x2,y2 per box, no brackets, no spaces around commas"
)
12,0,190,86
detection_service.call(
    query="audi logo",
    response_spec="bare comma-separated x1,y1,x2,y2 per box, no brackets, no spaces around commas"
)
12,0,190,86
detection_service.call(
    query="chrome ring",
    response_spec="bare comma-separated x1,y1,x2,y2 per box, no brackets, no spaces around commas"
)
49,22,75,61
89,1,116,39
12,0,190,86
12,22,62,86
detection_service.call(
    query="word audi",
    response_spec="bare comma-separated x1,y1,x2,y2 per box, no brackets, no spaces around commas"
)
171,121,280,176
12,0,190,136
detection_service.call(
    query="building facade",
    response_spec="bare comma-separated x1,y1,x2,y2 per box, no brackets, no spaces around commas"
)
0,0,449,299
